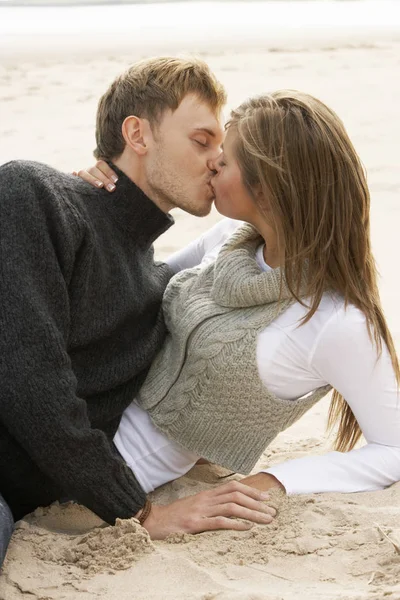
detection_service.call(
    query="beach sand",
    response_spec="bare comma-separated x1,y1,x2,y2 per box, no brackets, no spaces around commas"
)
1,6,400,599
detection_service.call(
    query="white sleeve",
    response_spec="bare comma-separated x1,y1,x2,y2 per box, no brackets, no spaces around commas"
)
164,232,206,274
263,306,400,494
165,218,242,273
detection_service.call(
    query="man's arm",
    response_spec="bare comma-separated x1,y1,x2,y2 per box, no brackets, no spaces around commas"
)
0,494,13,567
0,161,147,524
0,163,280,535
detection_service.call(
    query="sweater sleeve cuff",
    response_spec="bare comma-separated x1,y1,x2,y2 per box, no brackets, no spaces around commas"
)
261,464,303,495
86,459,148,525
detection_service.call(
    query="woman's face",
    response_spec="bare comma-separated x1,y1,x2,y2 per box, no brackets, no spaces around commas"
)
211,127,259,223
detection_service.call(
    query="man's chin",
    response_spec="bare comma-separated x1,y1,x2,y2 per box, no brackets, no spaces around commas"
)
193,202,214,218
181,198,214,218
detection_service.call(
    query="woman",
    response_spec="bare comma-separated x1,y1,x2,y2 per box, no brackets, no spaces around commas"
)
78,91,400,531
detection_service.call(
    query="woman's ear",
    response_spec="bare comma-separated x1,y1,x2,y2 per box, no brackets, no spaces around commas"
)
253,183,271,211
121,116,151,156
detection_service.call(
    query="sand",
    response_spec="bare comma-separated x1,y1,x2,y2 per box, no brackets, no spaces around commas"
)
1,4,400,599
2,464,400,599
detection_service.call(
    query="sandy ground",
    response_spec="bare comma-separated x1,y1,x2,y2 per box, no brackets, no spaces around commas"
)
1,9,400,600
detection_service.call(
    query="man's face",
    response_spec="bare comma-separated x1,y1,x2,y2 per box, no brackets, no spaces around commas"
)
145,94,225,217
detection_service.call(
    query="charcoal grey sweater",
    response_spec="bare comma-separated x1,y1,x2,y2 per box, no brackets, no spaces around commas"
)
0,160,174,524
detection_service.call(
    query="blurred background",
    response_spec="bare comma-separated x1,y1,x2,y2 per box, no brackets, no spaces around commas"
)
1,0,400,341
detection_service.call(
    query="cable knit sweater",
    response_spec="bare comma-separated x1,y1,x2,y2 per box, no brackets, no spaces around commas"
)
137,224,331,474
0,160,173,523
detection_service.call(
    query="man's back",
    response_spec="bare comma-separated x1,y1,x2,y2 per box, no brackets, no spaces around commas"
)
0,160,173,523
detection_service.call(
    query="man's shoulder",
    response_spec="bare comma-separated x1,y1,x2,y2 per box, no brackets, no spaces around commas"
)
1,159,79,206
0,159,71,201
0,159,89,193
0,160,87,233
0,159,61,181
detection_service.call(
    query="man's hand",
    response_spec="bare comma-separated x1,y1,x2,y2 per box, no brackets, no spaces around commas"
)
140,480,277,540
73,160,118,192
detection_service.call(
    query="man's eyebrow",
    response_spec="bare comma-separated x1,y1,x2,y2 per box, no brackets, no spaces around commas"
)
193,127,217,138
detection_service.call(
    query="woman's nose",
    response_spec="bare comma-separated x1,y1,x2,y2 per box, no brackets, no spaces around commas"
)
207,161,217,176
207,152,222,175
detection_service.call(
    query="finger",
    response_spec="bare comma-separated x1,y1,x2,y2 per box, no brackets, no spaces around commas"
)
195,516,253,533
84,166,116,191
211,502,274,525
94,160,119,184
211,492,277,517
206,480,270,502
76,169,106,190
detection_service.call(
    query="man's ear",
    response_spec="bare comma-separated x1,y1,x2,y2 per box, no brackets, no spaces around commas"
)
121,116,151,156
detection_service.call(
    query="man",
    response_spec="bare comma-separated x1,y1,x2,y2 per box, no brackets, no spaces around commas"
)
0,495,13,566
0,57,272,560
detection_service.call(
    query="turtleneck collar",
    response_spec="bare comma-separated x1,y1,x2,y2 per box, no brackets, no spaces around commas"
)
211,223,293,308
108,163,175,246
74,162,174,248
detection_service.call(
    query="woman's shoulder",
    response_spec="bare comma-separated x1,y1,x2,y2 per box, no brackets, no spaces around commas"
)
307,294,375,372
272,293,370,356
273,291,352,329
318,295,369,339
293,292,366,328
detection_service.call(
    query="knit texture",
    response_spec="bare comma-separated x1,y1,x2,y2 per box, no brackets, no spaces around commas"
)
0,160,173,523
138,224,331,474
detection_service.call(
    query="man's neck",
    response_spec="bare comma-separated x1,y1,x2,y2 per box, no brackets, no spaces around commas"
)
113,155,174,214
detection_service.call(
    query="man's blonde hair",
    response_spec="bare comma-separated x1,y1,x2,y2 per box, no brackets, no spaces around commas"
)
94,57,226,160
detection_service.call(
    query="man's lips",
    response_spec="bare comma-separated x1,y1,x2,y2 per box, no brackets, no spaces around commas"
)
207,181,215,196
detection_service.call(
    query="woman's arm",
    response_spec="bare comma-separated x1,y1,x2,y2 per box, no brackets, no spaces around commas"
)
248,305,400,495
164,231,208,273
165,218,243,273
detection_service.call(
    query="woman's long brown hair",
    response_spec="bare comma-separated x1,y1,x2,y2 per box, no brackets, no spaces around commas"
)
229,91,399,451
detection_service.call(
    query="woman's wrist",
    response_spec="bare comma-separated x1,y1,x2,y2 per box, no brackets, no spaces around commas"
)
240,472,285,492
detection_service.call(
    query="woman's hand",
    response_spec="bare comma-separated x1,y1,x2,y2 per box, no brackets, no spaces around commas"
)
141,480,277,540
73,160,119,192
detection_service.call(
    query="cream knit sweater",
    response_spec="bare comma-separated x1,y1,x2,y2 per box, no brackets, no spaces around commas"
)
137,224,331,474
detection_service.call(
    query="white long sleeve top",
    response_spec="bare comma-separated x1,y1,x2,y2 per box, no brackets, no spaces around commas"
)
114,218,400,495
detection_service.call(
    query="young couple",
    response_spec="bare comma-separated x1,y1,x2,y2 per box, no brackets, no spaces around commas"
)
0,56,399,567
